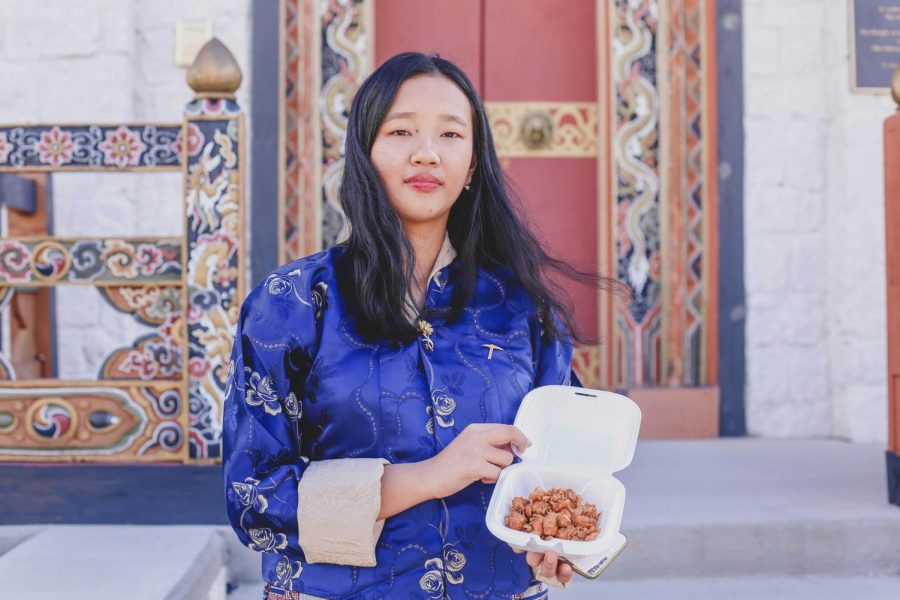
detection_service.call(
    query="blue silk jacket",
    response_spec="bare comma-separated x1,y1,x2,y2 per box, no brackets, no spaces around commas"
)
223,245,575,599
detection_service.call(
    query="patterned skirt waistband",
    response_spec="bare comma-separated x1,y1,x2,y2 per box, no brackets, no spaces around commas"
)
263,580,547,600
263,583,325,600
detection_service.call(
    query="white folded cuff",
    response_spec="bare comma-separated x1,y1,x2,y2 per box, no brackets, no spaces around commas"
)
297,457,390,567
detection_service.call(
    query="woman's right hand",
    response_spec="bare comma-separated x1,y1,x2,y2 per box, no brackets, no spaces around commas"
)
424,423,531,499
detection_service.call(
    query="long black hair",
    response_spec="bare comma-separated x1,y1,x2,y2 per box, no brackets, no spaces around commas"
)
337,51,615,346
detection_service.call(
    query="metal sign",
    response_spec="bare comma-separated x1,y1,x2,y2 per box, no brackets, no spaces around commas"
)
851,0,900,92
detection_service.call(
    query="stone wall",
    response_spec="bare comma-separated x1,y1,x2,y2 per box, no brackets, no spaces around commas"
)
0,0,252,379
743,0,890,441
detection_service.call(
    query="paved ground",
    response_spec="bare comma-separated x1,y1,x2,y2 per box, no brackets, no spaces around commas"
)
224,438,900,598
615,438,897,529
4,438,900,598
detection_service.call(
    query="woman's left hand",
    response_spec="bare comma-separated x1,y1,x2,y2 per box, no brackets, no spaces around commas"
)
512,548,574,585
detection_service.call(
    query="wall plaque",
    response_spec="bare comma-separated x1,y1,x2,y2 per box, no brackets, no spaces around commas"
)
851,0,900,92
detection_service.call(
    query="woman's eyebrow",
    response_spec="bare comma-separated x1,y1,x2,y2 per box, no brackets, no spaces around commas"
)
384,111,468,127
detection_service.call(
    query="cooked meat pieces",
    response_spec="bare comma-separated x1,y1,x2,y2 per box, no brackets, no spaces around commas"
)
505,511,527,531
504,487,601,542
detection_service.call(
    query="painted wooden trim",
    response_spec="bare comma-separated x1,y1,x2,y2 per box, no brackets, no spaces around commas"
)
885,112,900,454
627,386,720,439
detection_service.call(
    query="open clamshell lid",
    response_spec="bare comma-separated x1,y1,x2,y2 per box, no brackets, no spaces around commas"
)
512,386,641,474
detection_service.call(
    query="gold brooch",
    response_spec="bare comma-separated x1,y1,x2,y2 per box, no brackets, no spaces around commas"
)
482,343,504,360
417,319,435,352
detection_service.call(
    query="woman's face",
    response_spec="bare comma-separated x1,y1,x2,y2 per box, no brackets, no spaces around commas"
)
370,74,476,230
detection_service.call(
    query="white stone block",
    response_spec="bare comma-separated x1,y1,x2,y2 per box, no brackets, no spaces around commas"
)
781,121,827,192
37,55,135,121
784,345,829,403
745,299,784,348
134,172,183,237
763,1,824,31
0,61,40,121
4,0,102,60
747,187,825,234
781,293,827,347
746,394,831,438
779,16,824,76
837,383,889,443
789,235,828,293
55,287,101,329
745,118,790,186
744,231,791,295
830,335,888,387
745,75,827,121
746,342,791,405
744,26,779,76
100,0,135,54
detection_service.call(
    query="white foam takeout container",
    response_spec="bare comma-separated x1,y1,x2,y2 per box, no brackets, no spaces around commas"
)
485,385,641,558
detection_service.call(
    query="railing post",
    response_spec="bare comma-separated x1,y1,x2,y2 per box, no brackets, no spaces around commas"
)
885,67,900,506
182,38,246,462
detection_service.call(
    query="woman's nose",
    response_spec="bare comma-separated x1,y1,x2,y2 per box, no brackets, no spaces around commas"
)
410,137,440,165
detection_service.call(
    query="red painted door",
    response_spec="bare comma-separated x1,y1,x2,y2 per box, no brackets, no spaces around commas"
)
375,0,601,347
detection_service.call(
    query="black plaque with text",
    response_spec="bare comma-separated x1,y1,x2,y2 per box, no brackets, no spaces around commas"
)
852,0,900,91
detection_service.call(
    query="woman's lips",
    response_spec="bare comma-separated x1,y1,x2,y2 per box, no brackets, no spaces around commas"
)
406,181,441,192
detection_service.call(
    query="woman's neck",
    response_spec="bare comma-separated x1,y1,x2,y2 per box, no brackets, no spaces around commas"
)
404,222,447,310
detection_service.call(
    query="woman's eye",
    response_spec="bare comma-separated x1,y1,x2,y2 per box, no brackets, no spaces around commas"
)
390,130,410,136
443,132,462,138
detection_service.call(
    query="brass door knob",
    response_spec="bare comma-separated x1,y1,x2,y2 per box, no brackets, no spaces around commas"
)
519,111,553,149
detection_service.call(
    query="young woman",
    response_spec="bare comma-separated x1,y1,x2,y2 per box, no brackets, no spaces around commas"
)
223,52,606,599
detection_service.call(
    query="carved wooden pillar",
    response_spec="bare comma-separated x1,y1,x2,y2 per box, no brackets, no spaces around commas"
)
183,38,246,461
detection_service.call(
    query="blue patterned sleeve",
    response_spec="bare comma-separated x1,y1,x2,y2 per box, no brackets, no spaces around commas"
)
222,294,311,556
532,310,576,388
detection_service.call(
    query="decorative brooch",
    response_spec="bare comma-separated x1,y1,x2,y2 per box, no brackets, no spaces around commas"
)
417,319,435,352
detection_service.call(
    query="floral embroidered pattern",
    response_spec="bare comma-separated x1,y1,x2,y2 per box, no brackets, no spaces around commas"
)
418,543,467,597
443,543,467,582
0,124,181,168
0,131,11,164
273,555,303,588
171,122,203,157
244,368,282,416
282,392,301,421
267,274,294,295
231,476,269,513
418,564,444,598
37,126,74,166
99,125,148,168
429,388,457,429
248,527,288,552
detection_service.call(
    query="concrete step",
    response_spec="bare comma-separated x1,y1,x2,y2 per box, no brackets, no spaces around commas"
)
0,525,227,600
226,575,900,600
602,439,900,579
227,576,900,600
556,576,900,599
3,440,894,599
223,439,900,586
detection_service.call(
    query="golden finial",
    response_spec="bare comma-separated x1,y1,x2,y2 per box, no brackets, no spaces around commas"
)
186,37,243,98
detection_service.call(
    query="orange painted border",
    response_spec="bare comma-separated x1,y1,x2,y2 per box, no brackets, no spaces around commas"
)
885,112,900,454
597,0,615,388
